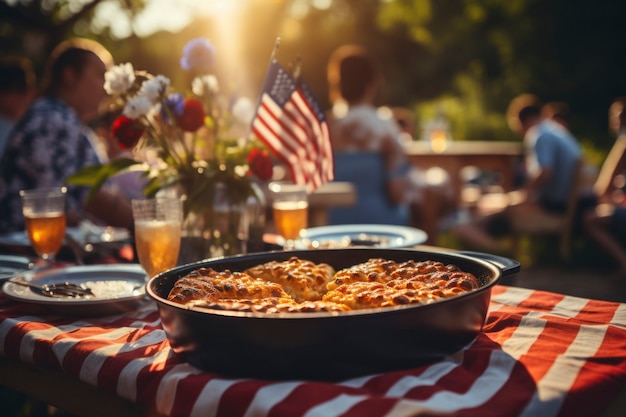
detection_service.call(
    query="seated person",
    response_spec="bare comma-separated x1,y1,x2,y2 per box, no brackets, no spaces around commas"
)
583,97,626,275
0,56,36,157
330,151,410,226
453,94,582,254
541,101,570,129
0,38,134,234
325,44,453,241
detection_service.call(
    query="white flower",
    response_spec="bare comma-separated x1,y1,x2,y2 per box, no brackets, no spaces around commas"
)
139,75,170,102
123,95,155,119
231,97,255,125
104,63,135,95
192,75,219,96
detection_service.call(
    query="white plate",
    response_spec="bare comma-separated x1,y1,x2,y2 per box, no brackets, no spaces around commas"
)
296,224,428,249
2,264,148,316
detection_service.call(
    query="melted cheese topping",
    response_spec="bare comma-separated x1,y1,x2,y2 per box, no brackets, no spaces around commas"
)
167,257,480,313
167,268,291,305
244,256,335,302
326,258,398,291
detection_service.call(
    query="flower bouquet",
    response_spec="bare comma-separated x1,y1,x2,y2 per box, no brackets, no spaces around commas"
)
68,38,274,259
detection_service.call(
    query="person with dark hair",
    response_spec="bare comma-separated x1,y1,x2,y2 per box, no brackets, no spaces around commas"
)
326,44,454,242
326,44,409,216
453,94,582,253
0,56,36,156
0,38,133,234
511,95,582,212
541,101,570,129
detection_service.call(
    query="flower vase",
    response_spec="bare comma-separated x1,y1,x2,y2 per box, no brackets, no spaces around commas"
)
178,183,247,264
245,181,267,253
177,181,267,264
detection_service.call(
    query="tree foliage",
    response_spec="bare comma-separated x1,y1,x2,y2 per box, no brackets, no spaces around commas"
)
374,0,626,147
2,0,625,152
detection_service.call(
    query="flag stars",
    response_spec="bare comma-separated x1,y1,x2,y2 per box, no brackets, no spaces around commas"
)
270,68,295,105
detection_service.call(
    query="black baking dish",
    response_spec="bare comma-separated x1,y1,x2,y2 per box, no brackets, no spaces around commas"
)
147,248,520,380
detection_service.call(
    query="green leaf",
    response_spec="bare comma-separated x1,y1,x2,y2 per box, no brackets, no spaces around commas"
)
66,158,143,202
142,177,164,198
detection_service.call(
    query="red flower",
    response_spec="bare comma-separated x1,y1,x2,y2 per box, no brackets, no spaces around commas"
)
176,98,205,132
111,115,145,149
247,148,273,181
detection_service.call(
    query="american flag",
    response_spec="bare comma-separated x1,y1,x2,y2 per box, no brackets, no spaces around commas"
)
252,59,334,193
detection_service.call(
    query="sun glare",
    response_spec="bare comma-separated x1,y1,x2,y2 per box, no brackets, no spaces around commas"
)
206,0,246,72
95,0,236,39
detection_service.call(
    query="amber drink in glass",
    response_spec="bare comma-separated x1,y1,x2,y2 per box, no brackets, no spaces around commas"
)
132,198,182,279
20,187,67,262
269,182,308,249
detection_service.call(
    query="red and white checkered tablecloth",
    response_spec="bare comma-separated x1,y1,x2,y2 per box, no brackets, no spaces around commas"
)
1,284,626,417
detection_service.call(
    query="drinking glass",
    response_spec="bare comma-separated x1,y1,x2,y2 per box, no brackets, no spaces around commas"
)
131,197,182,279
20,187,67,264
269,181,308,250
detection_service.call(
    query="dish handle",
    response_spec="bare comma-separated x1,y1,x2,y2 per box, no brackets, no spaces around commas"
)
456,250,521,277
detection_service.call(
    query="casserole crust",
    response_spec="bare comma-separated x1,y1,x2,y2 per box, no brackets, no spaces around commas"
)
167,257,480,313
323,259,480,309
166,267,292,305
243,257,335,302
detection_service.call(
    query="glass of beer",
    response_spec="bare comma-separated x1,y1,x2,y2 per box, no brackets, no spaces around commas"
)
131,197,182,279
20,187,67,263
269,181,308,250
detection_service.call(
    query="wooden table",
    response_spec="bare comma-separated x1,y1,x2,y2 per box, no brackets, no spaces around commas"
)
405,140,524,203
0,355,147,417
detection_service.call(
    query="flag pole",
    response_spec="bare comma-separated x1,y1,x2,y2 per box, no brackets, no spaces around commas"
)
270,37,281,62
292,55,302,82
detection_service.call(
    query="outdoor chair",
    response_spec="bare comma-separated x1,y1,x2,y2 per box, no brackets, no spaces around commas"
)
509,159,584,260
327,152,410,226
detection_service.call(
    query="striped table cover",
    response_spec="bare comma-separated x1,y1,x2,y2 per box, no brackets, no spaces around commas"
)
1,285,626,417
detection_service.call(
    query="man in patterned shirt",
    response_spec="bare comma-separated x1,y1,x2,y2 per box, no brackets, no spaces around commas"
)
0,38,133,234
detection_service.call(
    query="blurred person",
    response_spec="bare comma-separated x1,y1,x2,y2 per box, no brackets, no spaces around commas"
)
582,97,626,275
453,94,582,254
0,38,134,234
593,97,626,199
0,56,36,156
326,44,454,242
541,101,570,129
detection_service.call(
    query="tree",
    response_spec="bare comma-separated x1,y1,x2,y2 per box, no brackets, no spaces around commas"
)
375,0,626,147
3,0,625,150
0,0,147,71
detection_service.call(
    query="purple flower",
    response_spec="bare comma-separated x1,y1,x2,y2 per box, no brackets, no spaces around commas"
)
162,93,185,122
180,38,216,72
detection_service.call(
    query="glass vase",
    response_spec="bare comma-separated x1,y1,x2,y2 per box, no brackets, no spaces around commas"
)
174,179,268,265
245,181,268,253
178,182,247,264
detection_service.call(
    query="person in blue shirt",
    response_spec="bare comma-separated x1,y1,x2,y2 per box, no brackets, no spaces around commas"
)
453,94,582,253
